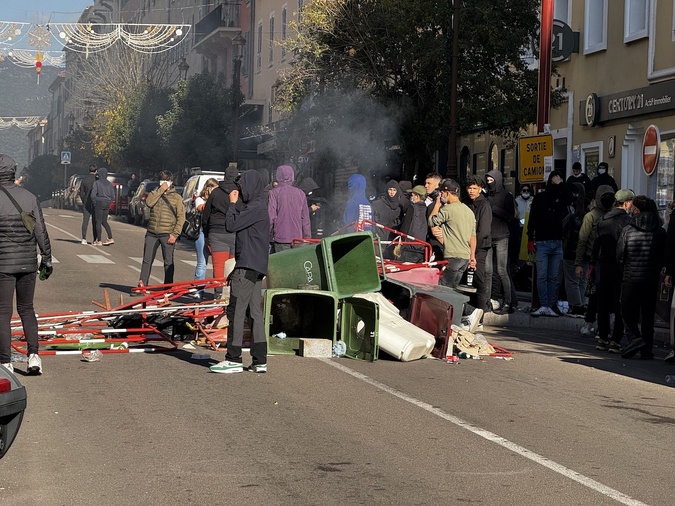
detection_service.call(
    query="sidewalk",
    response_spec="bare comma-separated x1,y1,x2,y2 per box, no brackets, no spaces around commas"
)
483,291,672,346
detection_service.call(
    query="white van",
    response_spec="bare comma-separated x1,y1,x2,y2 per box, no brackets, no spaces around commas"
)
181,170,225,212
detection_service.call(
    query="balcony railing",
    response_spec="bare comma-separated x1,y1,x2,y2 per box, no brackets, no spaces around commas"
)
194,3,241,44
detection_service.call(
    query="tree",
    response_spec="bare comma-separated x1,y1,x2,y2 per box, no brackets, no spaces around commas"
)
276,0,558,175
22,155,61,202
157,72,236,171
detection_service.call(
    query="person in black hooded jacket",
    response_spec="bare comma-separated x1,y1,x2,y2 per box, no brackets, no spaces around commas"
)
617,196,666,360
0,154,52,374
485,169,516,313
210,170,270,374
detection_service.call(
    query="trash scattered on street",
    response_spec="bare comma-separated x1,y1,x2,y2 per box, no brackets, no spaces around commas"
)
82,350,102,362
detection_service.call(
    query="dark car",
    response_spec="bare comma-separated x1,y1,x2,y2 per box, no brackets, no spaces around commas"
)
0,366,27,459
127,180,160,226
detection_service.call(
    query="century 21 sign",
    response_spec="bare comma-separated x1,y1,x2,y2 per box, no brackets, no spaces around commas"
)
519,134,553,183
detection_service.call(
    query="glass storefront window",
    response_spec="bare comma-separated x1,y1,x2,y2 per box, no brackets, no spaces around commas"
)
584,151,599,178
656,138,674,225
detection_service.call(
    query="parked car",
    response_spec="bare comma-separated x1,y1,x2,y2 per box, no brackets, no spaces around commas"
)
65,174,86,210
181,171,225,214
109,183,130,215
127,180,160,226
0,366,27,459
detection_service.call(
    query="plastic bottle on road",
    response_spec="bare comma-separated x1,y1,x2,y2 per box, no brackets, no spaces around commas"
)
332,340,347,357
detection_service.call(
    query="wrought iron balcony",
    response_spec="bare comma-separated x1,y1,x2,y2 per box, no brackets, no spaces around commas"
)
194,3,241,45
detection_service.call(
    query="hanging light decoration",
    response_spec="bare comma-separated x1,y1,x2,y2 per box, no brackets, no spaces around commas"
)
0,22,28,45
0,116,42,130
2,49,65,68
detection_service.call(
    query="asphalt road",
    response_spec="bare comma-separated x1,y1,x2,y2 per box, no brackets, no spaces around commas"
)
1,208,674,505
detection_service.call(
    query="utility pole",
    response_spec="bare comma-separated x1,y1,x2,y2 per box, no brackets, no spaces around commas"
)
446,0,460,178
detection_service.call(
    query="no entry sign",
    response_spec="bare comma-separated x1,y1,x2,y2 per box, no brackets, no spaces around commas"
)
642,124,660,176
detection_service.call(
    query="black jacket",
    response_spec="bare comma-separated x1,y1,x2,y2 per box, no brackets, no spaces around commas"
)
203,186,233,238
590,173,618,196
0,157,52,274
225,170,270,276
468,193,492,249
486,170,515,241
617,212,666,285
527,181,571,242
79,173,97,209
592,207,631,264
665,214,675,277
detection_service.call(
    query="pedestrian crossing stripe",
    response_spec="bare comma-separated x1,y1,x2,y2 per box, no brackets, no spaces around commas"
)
77,255,115,264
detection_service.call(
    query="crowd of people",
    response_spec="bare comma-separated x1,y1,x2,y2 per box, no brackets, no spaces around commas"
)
3,153,675,375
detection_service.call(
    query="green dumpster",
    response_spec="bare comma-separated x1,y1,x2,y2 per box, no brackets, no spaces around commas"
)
339,297,379,361
264,289,338,355
267,232,381,298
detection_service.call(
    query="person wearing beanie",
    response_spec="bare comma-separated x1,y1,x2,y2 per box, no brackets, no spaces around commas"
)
202,165,240,298
268,164,311,253
0,154,52,374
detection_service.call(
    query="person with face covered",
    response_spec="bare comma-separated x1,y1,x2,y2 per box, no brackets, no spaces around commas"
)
566,162,592,197
527,170,572,317
372,179,405,257
590,162,618,197
268,164,311,253
210,170,270,374
343,173,373,226
485,169,516,314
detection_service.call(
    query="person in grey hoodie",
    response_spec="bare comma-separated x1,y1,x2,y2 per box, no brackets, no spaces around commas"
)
91,167,115,245
0,154,52,375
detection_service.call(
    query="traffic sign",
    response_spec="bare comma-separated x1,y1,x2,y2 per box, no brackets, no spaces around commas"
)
519,134,553,183
642,124,660,176
61,151,71,165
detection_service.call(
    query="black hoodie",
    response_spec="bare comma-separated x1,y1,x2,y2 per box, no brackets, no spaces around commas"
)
225,170,270,275
486,169,515,241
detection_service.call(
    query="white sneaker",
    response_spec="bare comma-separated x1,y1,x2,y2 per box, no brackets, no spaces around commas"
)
460,308,484,333
1,362,14,373
27,353,42,375
490,299,501,311
209,360,243,374
579,322,596,337
532,306,557,317
81,238,88,245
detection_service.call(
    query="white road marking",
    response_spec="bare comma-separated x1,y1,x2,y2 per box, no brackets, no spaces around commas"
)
322,359,649,506
44,222,110,255
181,259,197,267
130,257,165,268
77,255,115,264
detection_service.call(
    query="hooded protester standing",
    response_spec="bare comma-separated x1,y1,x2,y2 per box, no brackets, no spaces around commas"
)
562,182,589,317
91,167,115,246
618,196,666,360
372,180,405,235
268,164,311,252
485,169,516,314
343,173,372,226
575,184,616,332
210,170,270,374
399,185,429,263
590,162,618,196
79,164,98,244
0,154,52,374
591,189,634,353
133,170,185,294
566,161,592,196
297,176,326,238
527,170,571,317
203,166,239,298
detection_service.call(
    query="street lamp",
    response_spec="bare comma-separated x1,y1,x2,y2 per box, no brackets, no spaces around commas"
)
178,57,190,80
231,33,246,164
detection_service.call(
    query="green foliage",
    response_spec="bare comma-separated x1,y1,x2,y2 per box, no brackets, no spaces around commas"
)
157,72,237,170
22,155,61,201
277,0,554,171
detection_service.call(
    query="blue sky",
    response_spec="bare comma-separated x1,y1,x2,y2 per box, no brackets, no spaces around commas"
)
0,1,92,23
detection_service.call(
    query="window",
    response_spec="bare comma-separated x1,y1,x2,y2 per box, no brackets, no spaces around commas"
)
656,137,675,224
554,0,571,24
581,141,603,179
281,5,287,61
256,22,262,72
624,0,648,42
584,0,608,54
269,14,275,66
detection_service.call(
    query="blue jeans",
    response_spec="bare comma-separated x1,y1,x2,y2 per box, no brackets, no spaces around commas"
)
535,240,563,308
194,230,210,280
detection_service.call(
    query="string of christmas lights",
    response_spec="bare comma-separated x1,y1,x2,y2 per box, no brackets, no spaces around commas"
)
0,116,42,130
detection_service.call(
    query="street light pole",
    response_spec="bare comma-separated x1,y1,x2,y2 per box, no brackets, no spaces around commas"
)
446,0,460,178
231,33,246,165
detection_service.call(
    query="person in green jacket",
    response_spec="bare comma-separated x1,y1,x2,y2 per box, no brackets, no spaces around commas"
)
132,170,185,295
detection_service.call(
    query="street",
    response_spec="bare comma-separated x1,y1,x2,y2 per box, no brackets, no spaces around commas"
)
0,209,674,505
